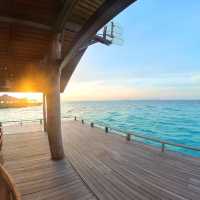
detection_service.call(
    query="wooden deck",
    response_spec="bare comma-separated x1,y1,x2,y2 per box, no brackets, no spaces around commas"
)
3,124,96,200
2,121,200,200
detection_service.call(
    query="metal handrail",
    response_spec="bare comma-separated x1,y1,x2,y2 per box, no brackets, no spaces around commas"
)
74,116,200,153
125,131,200,152
1,116,199,153
0,116,72,126
1,119,42,125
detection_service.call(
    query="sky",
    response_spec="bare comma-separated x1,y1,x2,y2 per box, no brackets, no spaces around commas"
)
63,0,200,101
2,0,200,101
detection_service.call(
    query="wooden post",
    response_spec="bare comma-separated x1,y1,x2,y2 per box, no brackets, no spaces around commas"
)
105,127,108,133
46,68,64,160
126,133,131,142
44,34,64,160
45,34,64,160
42,93,47,132
161,143,165,152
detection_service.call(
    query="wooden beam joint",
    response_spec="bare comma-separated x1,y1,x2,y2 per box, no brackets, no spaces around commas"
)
54,0,79,32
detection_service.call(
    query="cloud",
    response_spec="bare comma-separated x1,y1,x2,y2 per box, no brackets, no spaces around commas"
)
62,80,144,101
62,73,200,101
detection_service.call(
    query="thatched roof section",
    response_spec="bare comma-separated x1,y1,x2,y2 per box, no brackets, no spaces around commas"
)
0,0,136,92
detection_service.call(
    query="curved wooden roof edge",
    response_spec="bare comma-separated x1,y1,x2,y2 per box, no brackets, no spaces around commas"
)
0,0,137,93
60,0,137,92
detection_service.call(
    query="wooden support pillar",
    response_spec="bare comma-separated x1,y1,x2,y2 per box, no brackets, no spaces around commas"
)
42,93,47,132
44,33,64,160
46,68,64,160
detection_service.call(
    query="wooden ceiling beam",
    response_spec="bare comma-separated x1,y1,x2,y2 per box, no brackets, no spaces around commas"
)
0,16,82,32
54,0,79,32
59,0,137,72
0,16,52,31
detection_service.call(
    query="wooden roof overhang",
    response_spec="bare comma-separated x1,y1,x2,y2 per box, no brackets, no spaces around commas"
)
0,0,136,93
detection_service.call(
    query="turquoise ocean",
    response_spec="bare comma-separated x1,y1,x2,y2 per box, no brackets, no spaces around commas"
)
0,100,200,157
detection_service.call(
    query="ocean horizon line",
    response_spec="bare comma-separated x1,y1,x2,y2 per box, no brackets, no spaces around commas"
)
62,99,200,103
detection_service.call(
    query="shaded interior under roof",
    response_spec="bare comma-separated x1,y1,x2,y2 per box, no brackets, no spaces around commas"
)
0,0,136,92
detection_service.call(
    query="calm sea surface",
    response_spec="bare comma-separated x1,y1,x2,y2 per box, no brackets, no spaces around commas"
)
0,100,200,157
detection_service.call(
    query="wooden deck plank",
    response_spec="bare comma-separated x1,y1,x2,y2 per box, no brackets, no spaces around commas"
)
3,127,96,200
2,120,200,200
62,121,200,200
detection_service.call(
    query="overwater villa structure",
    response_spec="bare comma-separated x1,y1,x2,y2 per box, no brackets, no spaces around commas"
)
0,0,200,200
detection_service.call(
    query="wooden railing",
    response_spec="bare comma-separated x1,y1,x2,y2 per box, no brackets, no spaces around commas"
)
1,116,200,154
75,116,200,154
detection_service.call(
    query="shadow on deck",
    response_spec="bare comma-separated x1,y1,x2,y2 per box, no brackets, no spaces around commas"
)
2,121,200,200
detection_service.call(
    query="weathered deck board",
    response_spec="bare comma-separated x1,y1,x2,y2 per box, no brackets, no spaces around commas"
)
2,120,200,200
62,121,200,200
3,129,96,200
